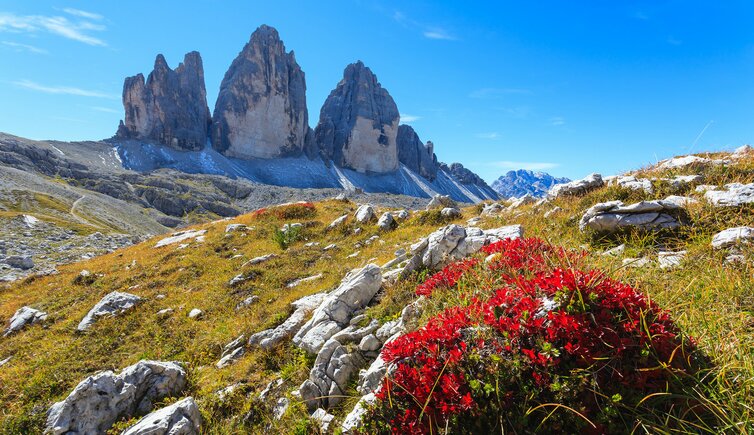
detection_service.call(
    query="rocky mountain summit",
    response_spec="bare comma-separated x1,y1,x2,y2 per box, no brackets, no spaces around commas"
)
314,61,400,174
111,25,497,202
117,52,210,151
212,25,310,159
397,124,437,181
491,169,570,198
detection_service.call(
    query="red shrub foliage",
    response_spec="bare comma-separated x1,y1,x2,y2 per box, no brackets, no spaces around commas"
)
362,238,707,434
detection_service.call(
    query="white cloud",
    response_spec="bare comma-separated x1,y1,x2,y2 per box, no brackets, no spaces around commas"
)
550,116,566,126
91,106,119,113
423,28,456,40
400,113,421,123
12,79,117,99
486,161,560,171
0,11,107,46
393,10,457,41
1,40,47,54
469,87,532,99
62,8,103,21
476,132,500,140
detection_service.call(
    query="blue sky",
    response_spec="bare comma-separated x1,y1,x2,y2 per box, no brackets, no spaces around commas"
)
0,1,752,182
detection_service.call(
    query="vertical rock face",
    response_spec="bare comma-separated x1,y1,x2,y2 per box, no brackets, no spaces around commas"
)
117,52,210,151
211,25,308,159
315,61,399,174
396,124,438,180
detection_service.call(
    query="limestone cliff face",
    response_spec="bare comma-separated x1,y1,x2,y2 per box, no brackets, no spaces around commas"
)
211,25,308,159
117,52,210,151
396,124,438,180
314,61,399,174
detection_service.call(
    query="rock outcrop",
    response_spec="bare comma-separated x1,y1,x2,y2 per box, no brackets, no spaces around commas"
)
46,360,187,435
579,200,686,233
403,224,524,273
396,125,437,180
548,173,603,198
492,170,570,199
293,265,382,354
117,52,210,151
711,227,754,249
248,293,327,349
211,25,309,159
4,306,47,336
314,61,400,174
77,291,143,331
705,183,754,207
121,397,202,435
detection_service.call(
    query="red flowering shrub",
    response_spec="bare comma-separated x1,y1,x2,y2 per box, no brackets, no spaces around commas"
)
272,202,316,219
250,207,268,218
361,238,708,434
416,258,479,297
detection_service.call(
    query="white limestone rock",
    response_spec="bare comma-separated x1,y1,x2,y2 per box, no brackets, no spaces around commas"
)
154,230,207,248
4,306,47,336
77,292,142,331
354,204,376,223
225,224,248,233
658,251,686,269
622,257,652,268
705,183,754,207
426,194,456,210
608,175,653,193
548,173,603,199
243,253,277,266
248,293,328,349
663,195,699,207
544,206,562,219
711,227,754,250
328,214,349,229
293,265,382,354
121,397,201,435
440,207,462,218
311,408,335,433
376,212,395,231
579,200,684,233
187,309,203,320
287,273,323,288
45,360,187,435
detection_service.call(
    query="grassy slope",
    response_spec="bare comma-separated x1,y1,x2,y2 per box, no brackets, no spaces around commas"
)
0,153,752,433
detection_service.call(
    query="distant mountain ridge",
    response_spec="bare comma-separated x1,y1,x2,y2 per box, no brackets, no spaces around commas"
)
112,24,497,203
491,169,570,198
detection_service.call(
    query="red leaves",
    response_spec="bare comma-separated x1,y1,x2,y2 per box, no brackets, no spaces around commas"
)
416,258,479,296
366,237,701,434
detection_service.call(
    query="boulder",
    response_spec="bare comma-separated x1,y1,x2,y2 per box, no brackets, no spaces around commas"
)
121,397,201,435
311,408,335,433
287,274,323,288
249,293,327,349
154,230,207,248
732,144,752,157
481,203,504,216
4,255,34,270
658,251,686,269
403,224,524,272
46,361,187,435
579,200,685,233
4,306,47,336
354,204,376,223
314,61,399,173
328,214,349,229
657,155,711,169
663,195,698,207
376,212,395,231
187,309,203,320
704,183,754,207
225,224,248,233
426,194,456,210
440,207,462,218
711,227,754,250
607,175,653,193
547,173,603,198
299,338,366,410
117,52,210,151
78,292,142,331
293,265,382,354
243,253,276,266
211,25,309,159
507,194,537,209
